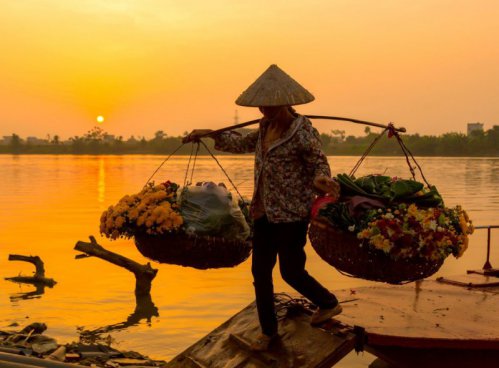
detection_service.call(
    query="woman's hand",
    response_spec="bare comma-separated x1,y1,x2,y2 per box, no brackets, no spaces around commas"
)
313,175,340,200
182,129,214,143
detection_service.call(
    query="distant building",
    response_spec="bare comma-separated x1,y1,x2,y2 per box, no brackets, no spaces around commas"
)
467,122,484,136
0,136,13,145
26,136,49,145
102,134,115,143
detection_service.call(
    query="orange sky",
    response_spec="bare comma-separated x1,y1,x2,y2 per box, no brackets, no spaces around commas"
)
0,0,498,139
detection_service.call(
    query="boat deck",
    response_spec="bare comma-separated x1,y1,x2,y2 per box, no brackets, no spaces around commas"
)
166,275,499,368
333,276,499,348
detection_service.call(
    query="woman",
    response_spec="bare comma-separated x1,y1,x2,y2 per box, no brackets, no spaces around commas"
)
185,65,341,351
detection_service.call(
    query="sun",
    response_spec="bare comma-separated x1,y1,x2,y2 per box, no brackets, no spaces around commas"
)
96,115,104,124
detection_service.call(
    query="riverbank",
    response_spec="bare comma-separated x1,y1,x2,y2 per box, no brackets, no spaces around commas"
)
2,126,498,156
0,322,167,367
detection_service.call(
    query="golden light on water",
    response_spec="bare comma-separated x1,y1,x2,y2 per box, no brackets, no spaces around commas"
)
98,157,105,205
97,115,104,123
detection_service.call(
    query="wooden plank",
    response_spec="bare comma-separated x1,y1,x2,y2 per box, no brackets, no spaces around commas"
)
437,274,499,288
184,355,209,368
165,296,356,368
467,268,499,277
228,334,277,366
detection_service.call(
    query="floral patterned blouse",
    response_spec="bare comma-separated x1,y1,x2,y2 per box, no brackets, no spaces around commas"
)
214,115,331,223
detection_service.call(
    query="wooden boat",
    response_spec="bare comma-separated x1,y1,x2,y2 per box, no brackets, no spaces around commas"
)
332,274,499,368
165,274,498,368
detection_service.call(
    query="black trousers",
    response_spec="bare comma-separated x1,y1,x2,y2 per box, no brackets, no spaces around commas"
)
252,216,338,336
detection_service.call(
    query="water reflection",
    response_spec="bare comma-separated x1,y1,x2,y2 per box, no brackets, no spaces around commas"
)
98,158,105,205
79,293,159,343
8,282,49,302
411,280,422,312
0,155,497,363
5,254,57,302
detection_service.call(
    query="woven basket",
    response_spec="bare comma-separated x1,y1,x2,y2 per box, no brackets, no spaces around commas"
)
308,219,444,284
134,233,252,270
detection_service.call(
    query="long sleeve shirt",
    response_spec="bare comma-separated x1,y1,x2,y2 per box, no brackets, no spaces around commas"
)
213,115,331,223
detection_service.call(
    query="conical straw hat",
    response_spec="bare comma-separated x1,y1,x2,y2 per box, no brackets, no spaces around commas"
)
235,64,315,107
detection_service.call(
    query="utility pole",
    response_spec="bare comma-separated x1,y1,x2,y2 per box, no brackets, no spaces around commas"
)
234,110,239,125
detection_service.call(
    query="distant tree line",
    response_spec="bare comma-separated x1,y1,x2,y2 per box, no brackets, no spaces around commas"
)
321,126,499,156
1,125,498,156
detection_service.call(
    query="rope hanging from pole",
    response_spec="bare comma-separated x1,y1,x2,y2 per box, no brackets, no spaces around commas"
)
183,142,196,187
349,126,390,177
143,142,185,189
144,114,412,191
349,123,431,188
198,140,247,204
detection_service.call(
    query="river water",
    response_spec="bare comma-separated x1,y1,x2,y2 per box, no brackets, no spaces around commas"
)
0,155,497,366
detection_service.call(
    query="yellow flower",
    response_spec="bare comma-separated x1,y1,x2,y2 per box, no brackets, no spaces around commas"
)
128,209,139,220
458,210,474,235
115,216,125,228
456,235,469,258
137,215,146,226
407,204,419,218
153,191,167,201
164,218,173,229
152,206,165,216
173,215,183,227
106,218,114,228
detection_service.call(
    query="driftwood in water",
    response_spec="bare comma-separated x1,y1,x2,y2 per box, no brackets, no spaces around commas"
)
5,254,56,287
74,236,158,296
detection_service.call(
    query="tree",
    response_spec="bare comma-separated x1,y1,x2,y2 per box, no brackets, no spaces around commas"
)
154,130,166,140
84,126,106,142
70,135,85,153
330,129,346,142
9,134,22,153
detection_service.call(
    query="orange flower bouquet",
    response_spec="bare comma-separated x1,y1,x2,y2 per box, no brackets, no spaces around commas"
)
100,181,183,240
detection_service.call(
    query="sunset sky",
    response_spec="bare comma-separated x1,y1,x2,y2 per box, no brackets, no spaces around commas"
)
0,0,498,139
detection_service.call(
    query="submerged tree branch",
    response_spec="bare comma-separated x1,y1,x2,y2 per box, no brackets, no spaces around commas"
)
5,254,56,287
74,236,158,296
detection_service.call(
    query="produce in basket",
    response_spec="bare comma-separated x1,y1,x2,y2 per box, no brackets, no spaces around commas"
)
99,180,252,269
99,181,250,242
179,182,250,241
100,181,183,240
310,174,474,283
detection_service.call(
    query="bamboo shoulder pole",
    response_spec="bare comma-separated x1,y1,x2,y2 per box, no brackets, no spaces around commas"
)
193,115,406,140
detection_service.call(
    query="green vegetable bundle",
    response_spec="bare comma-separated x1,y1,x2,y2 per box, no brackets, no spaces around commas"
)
336,174,443,207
